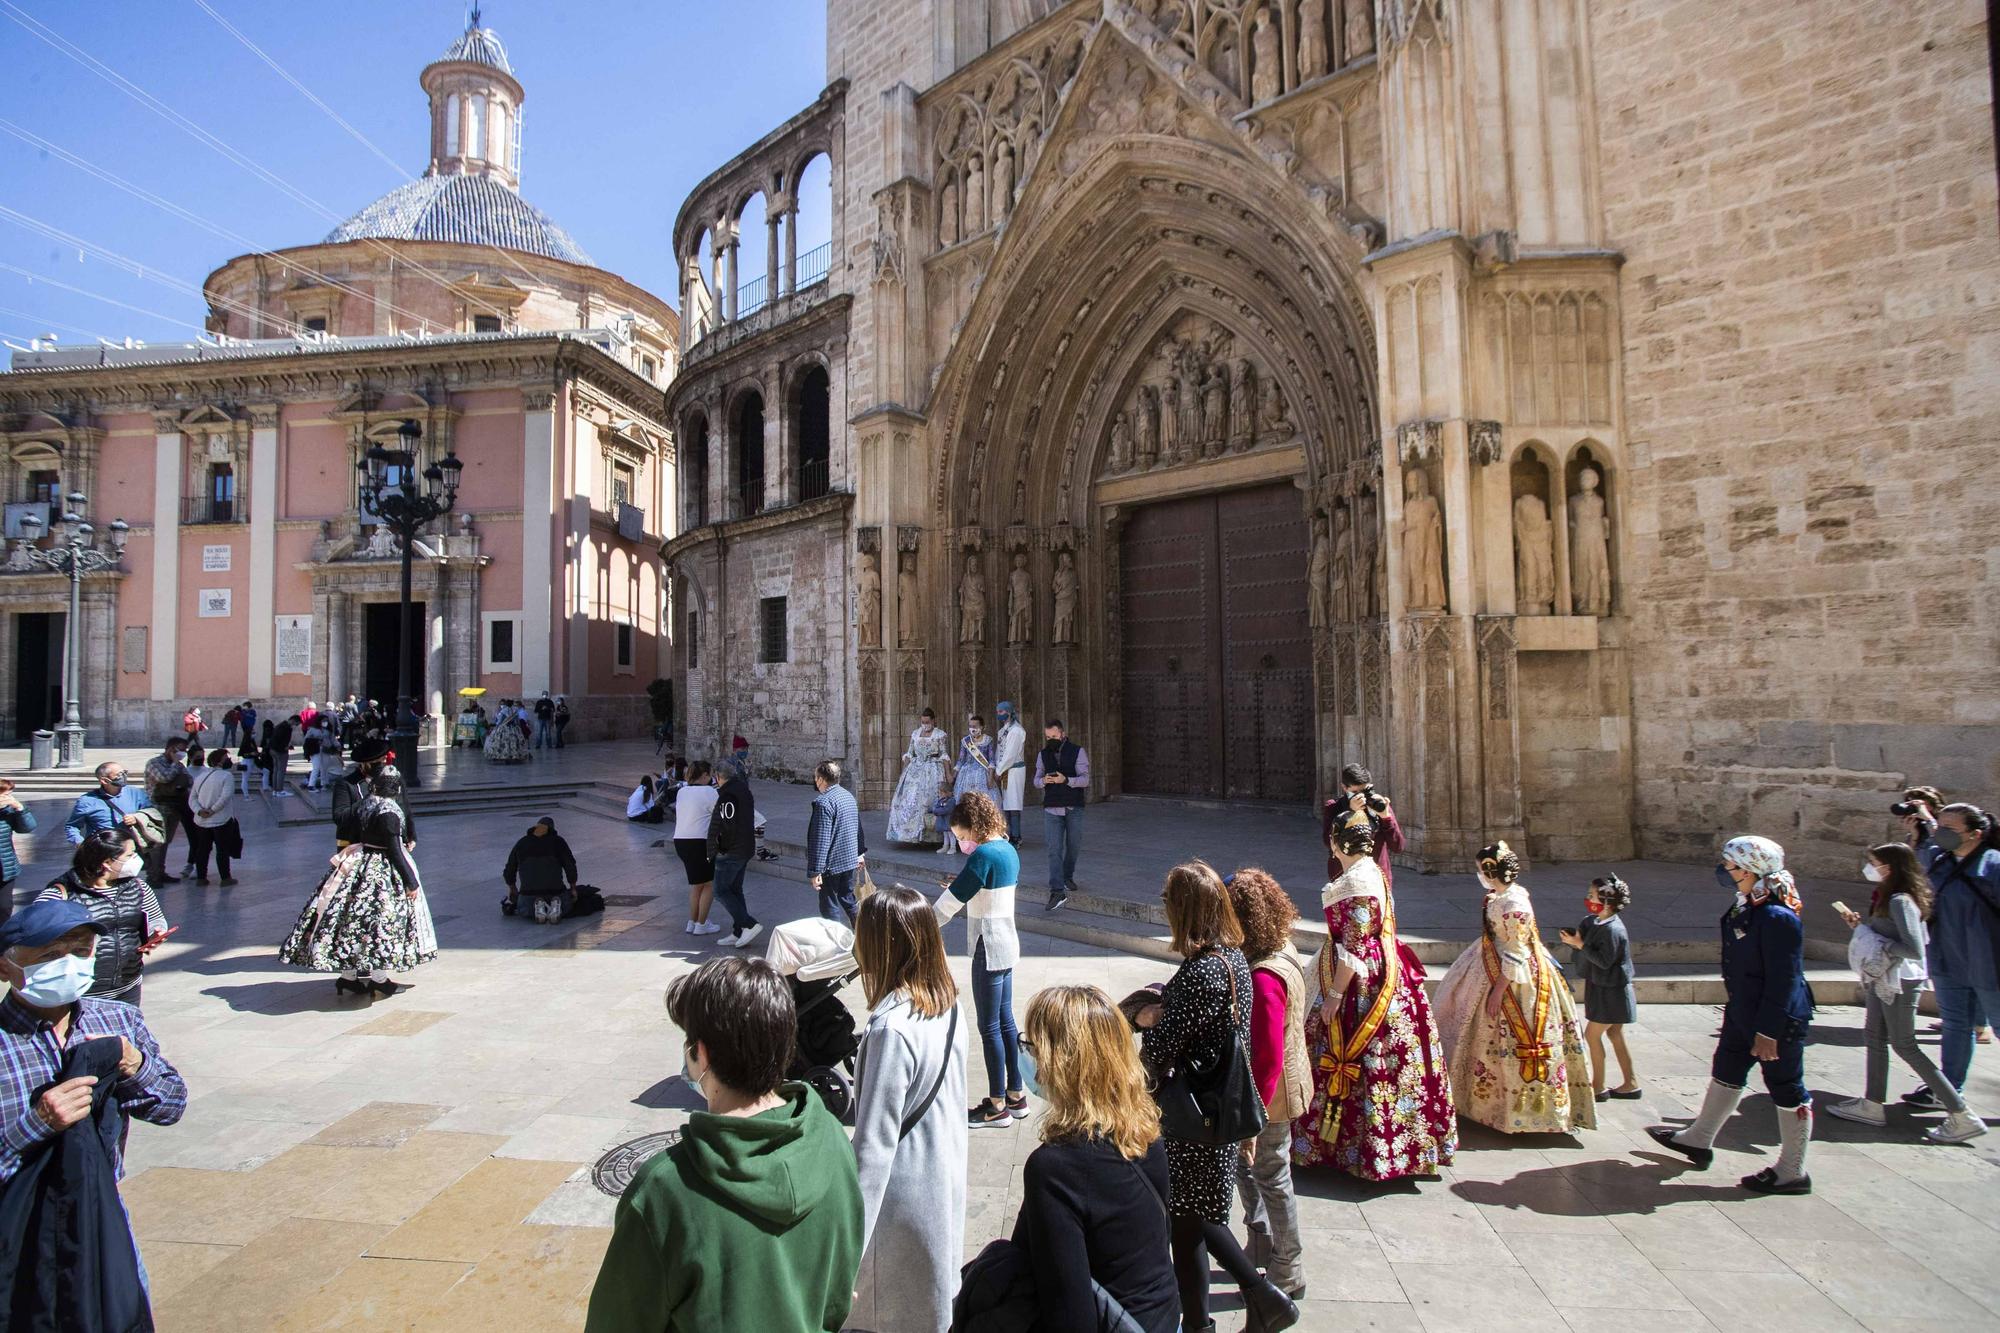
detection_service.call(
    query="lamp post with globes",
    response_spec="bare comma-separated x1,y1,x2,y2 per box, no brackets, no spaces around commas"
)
16,494,129,768
354,419,461,789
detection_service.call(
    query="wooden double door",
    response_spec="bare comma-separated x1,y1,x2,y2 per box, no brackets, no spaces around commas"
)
1119,483,1313,802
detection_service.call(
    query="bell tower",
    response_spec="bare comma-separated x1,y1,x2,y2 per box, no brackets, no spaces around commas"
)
421,6,525,188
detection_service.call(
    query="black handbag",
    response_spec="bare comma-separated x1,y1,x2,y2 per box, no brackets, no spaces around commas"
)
950,1238,1037,1333
1153,951,1267,1146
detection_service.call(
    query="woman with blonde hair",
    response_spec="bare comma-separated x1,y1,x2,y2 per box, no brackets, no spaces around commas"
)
848,886,967,1332
1135,860,1298,1333
1009,985,1179,1333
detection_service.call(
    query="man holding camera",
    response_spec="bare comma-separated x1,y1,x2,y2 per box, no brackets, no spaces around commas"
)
1321,763,1404,886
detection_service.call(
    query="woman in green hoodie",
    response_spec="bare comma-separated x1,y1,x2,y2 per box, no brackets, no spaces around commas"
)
586,957,864,1333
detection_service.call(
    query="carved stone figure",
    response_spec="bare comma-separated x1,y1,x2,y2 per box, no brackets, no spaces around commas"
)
1230,359,1255,448
994,140,1016,215
1011,477,1027,526
1356,488,1381,617
958,553,987,645
1251,10,1282,103
1138,385,1161,468
857,550,883,647
1512,492,1555,614
1569,465,1612,616
964,152,987,234
898,552,920,647
1298,0,1329,80
1308,514,1332,630
1330,503,1354,621
1345,0,1374,60
1260,377,1293,439
1108,411,1133,473
1159,380,1181,462
1007,552,1033,643
938,174,960,247
1051,550,1080,644
365,524,399,558
1201,366,1228,457
1402,469,1446,612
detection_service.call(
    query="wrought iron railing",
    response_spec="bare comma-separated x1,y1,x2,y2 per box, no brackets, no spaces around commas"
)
799,455,830,501
796,241,832,289
736,273,769,317
738,477,766,517
181,494,245,524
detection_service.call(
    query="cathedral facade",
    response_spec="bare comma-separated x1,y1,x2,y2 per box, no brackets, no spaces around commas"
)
668,0,1998,874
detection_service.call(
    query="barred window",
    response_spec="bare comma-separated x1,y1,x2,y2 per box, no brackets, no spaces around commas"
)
760,597,787,664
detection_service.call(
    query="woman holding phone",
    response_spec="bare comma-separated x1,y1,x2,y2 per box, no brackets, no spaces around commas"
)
36,830,171,1005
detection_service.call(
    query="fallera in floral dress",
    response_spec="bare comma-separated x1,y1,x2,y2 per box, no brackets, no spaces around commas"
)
1292,857,1456,1180
887,724,950,844
1432,882,1595,1134
279,795,438,975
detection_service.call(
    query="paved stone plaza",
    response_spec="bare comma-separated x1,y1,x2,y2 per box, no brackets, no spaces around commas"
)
4,748,1999,1331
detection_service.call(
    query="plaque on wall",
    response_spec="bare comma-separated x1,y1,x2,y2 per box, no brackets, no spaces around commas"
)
120,626,147,674
275,614,312,676
197,588,232,618
202,544,232,571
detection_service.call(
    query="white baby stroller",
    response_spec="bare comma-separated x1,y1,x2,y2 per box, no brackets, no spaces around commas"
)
765,917,862,1119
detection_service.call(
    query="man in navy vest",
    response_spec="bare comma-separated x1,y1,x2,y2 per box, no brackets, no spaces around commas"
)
1033,719,1089,911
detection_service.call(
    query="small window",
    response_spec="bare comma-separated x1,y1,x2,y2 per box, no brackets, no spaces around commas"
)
759,596,787,664
686,610,699,670
616,620,635,669
25,469,59,504
303,316,328,333
611,461,635,511
445,92,460,155
208,463,235,521
490,618,515,666
473,314,502,334
639,354,658,380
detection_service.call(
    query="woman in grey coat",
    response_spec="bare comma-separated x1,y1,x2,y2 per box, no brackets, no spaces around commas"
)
848,886,968,1333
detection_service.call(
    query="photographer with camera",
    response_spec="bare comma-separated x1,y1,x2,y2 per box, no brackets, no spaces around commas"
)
1892,785,1946,849
1321,764,1404,887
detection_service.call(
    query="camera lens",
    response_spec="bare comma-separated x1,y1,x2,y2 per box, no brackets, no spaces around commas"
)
1890,801,1916,818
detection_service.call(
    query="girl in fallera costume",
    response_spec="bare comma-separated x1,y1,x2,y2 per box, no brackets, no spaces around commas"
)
887,709,950,845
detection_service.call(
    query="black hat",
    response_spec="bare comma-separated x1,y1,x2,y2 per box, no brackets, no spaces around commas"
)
347,737,392,765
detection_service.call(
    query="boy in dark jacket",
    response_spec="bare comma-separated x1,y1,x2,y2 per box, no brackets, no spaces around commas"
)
711,762,760,949
502,816,579,923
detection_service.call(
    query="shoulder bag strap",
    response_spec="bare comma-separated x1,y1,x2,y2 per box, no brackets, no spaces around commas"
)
899,1006,959,1140
1935,850,2000,919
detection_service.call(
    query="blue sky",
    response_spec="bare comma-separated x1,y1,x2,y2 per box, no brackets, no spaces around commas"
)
0,0,829,345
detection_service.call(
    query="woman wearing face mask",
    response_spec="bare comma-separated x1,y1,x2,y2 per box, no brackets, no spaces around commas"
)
1904,802,2000,1125
846,887,966,1333
1649,835,1815,1193
1433,842,1594,1134
35,831,168,1006
945,715,997,856
1559,876,1641,1101
1825,844,1985,1142
934,792,1027,1128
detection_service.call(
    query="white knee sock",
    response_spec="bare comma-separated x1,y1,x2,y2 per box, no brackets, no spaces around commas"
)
1675,1079,1744,1149
1775,1101,1812,1182
369,968,390,983
340,968,359,981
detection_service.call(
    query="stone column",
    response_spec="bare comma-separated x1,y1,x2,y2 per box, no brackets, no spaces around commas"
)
521,388,556,696
765,213,781,308
781,206,798,296
149,413,181,701
326,589,349,700
246,405,279,696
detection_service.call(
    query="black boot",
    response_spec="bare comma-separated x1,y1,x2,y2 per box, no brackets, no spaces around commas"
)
1243,1277,1300,1333
334,976,369,996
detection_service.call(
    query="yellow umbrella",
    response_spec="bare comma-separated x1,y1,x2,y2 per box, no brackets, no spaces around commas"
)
457,686,488,697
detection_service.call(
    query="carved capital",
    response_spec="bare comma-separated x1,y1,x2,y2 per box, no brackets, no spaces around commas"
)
152,410,182,435
523,388,557,413
247,403,281,430
895,524,922,554
1468,419,1503,466
856,525,882,555
1396,418,1441,463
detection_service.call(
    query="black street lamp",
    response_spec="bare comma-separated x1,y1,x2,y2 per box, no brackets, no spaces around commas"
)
16,493,129,768
355,419,462,788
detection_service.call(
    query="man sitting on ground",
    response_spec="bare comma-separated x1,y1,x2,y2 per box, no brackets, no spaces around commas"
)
503,815,579,923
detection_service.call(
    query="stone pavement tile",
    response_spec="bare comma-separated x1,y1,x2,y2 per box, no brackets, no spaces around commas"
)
290,1131,508,1228
1713,1191,1882,1243
1453,1172,1616,1235
418,1225,611,1332
151,1217,384,1333
524,1169,618,1228
1359,1196,1516,1266
343,1008,455,1038
430,1091,566,1135
1554,1308,1718,1332
1290,1301,1425,1331
137,1239,238,1302
1502,1231,1693,1311
306,1100,449,1148
266,1255,473,1332
1778,1237,1998,1324
149,1113,325,1173
1661,1270,1863,1331
1291,1228,1402,1302
1606,1202,1789,1272
1388,1263,1561,1331
123,1165,300,1247
1291,1189,1371,1233
366,1157,585,1263
495,1111,633,1162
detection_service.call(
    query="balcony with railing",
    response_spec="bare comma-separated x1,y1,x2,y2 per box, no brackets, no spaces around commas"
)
799,455,830,503
181,493,246,525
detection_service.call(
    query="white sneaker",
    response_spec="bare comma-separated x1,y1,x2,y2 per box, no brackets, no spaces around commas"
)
696,922,722,935
1825,1097,1887,1126
684,920,698,935
1926,1111,1990,1144
714,930,740,948
733,923,763,949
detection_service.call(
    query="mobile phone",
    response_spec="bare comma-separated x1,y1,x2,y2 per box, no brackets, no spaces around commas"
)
1829,901,1851,917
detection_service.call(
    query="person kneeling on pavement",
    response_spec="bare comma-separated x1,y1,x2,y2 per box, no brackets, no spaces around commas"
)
503,816,579,923
0,898,188,1327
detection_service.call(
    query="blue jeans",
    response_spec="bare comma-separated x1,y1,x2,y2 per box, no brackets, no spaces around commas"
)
712,854,754,933
535,719,554,748
1044,809,1082,893
1935,975,2000,1090
816,868,858,924
971,940,1020,1101
1003,808,1021,842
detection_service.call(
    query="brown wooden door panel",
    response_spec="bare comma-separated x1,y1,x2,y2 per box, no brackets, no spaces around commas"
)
1120,493,1219,798
1218,486,1313,801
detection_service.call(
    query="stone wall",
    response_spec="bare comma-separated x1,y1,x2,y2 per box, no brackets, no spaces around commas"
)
1594,0,2000,872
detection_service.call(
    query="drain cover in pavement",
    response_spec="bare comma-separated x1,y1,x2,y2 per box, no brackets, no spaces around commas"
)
594,1130,681,1196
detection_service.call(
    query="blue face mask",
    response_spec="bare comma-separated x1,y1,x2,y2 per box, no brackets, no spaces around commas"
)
1018,1044,1042,1099
1714,863,1737,893
682,1044,708,1105
14,952,96,1008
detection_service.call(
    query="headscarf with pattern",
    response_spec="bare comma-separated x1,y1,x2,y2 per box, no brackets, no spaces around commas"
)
1723,834,1801,912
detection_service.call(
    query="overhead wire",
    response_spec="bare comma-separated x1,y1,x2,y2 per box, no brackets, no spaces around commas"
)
0,304,120,343
0,260,227,337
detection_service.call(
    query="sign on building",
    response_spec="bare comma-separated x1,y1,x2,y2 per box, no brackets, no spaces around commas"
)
201,544,232,571
275,614,312,677
197,588,232,618
120,626,148,674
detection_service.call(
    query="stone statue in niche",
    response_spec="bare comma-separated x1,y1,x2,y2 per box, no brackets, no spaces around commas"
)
1201,366,1228,457
964,152,987,234
1298,0,1328,80
1344,0,1374,60
1330,503,1354,621
1007,551,1033,643
1569,465,1612,616
1108,411,1132,473
857,550,883,647
1011,478,1027,526
1402,469,1446,612
1138,386,1161,468
898,551,920,647
1512,492,1555,615
994,140,1016,217
1051,550,1080,644
1251,9,1282,102
365,524,399,559
1308,514,1332,630
1356,488,1381,617
1260,377,1292,440
1159,379,1181,463
958,553,988,645
1230,359,1255,449
938,174,960,247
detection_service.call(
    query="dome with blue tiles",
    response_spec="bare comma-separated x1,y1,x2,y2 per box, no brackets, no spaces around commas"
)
323,172,591,265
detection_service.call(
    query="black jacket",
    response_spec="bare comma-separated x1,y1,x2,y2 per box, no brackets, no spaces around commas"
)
332,767,416,846
43,870,155,999
1010,1136,1177,1333
504,826,578,898
712,777,756,860
0,1036,153,1332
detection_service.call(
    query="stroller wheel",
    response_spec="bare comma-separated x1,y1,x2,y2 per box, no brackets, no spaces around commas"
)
802,1065,853,1121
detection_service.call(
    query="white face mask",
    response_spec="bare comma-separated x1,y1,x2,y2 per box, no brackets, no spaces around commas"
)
115,855,145,880
1862,861,1887,883
14,953,96,1008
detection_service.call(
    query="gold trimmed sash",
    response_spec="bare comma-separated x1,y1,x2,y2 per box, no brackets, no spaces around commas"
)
1481,933,1553,1084
1317,887,1401,1137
